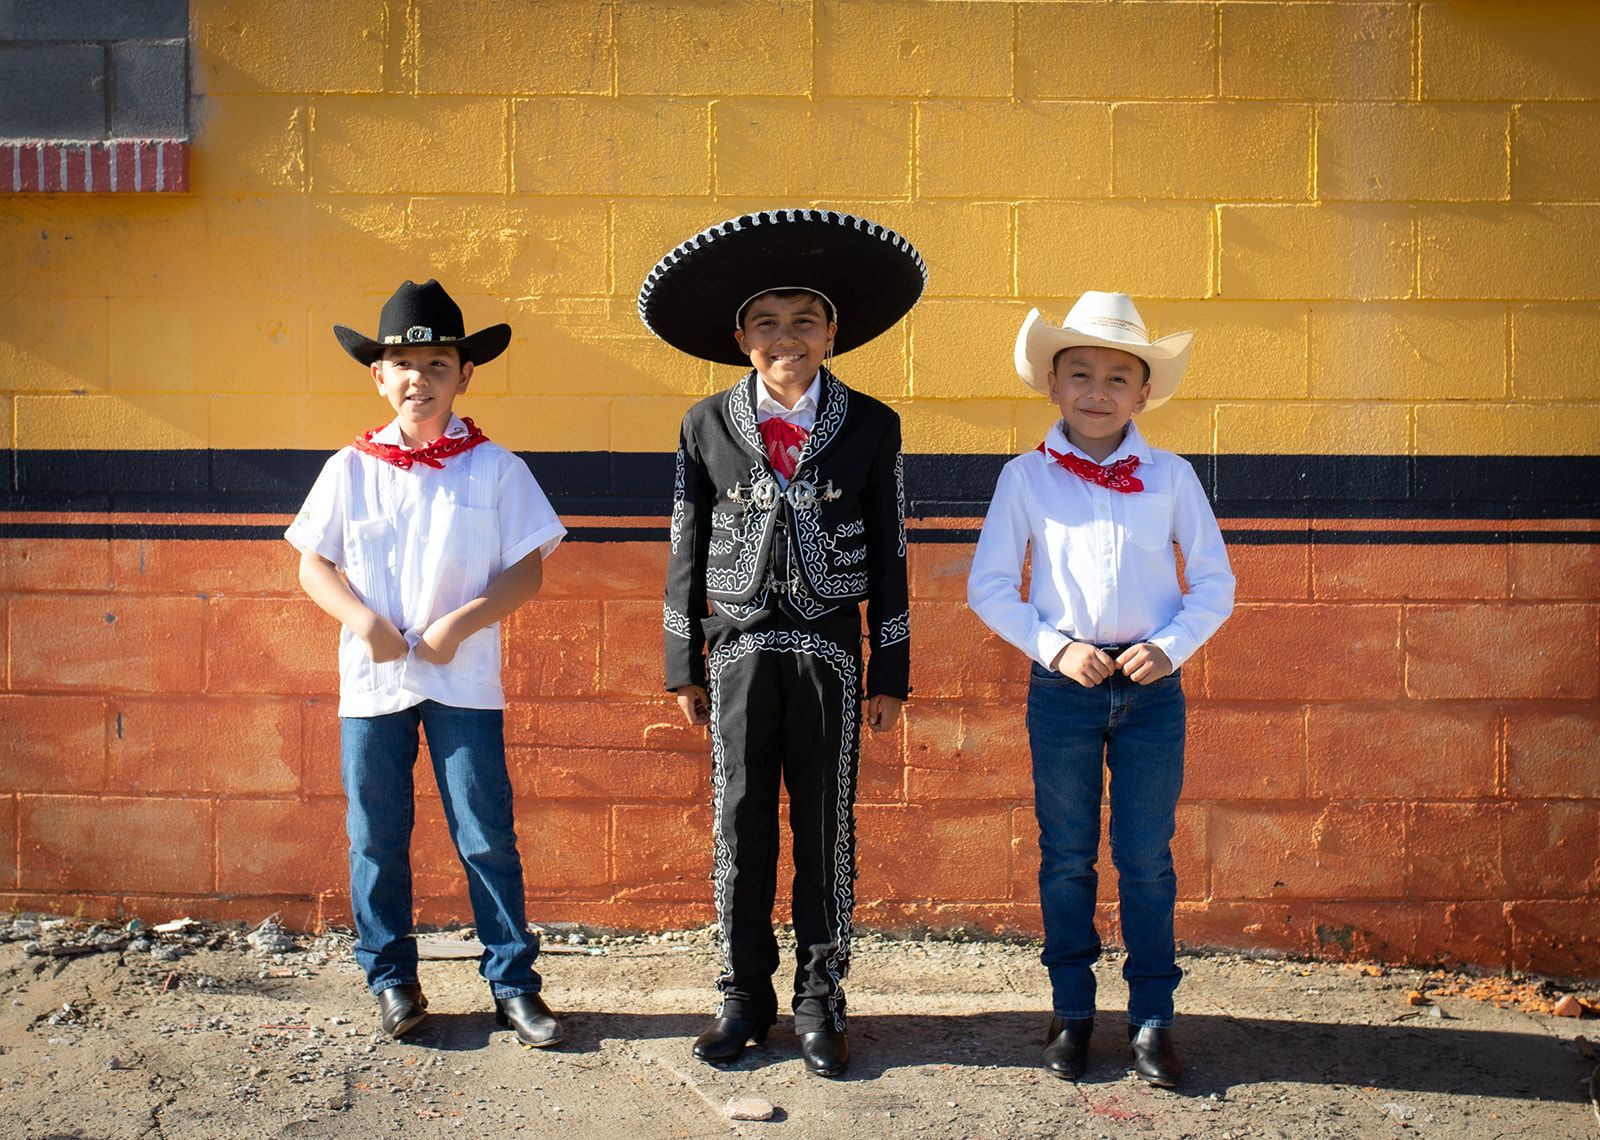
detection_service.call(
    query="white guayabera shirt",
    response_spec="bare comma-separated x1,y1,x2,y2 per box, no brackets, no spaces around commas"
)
967,420,1235,671
286,415,566,717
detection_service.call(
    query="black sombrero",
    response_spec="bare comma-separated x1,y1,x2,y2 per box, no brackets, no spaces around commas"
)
333,279,512,366
637,208,927,366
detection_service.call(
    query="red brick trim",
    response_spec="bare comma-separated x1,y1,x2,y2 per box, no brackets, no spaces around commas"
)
0,140,190,193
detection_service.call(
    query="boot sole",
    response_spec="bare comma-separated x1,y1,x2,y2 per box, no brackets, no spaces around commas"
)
388,1011,427,1038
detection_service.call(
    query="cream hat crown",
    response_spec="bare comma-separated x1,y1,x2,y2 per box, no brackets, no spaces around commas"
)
1014,291,1193,409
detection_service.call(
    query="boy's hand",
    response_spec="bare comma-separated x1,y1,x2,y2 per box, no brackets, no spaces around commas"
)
1117,643,1173,685
676,684,710,726
1051,641,1117,687
866,695,902,734
415,617,464,665
360,615,409,664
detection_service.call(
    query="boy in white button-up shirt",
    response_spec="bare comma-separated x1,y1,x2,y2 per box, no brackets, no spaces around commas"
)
968,292,1234,1088
286,281,568,1049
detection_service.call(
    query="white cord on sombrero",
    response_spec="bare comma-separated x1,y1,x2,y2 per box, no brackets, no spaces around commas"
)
733,286,839,330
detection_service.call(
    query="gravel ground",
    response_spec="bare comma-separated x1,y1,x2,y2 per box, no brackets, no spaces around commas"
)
2,916,1596,1139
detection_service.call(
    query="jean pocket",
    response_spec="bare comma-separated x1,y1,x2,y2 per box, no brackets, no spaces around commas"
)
1030,660,1072,685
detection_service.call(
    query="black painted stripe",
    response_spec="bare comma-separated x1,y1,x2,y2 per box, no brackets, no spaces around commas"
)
1,521,1595,545
4,450,1598,519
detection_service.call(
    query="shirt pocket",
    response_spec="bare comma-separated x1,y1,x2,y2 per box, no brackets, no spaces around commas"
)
1124,492,1175,553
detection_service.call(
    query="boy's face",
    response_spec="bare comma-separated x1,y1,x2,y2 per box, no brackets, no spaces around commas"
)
1048,344,1150,455
734,292,836,390
372,345,473,445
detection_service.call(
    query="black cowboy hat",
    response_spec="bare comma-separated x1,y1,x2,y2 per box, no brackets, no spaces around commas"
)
637,208,927,366
333,279,512,366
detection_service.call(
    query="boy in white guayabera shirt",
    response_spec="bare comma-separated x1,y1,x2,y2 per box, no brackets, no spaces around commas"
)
967,291,1235,1087
287,280,567,1049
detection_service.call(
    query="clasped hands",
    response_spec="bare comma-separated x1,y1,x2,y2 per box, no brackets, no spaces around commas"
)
1049,641,1173,687
358,613,465,666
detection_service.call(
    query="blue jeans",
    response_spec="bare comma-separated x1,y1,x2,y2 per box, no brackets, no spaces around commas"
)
340,702,541,998
1026,661,1186,1028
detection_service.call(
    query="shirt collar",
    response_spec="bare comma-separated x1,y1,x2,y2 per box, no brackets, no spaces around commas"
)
371,413,467,447
1045,418,1151,465
755,372,822,419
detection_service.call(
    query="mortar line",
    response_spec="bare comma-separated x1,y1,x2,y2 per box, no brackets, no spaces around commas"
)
608,0,618,97
1412,0,1423,102
1213,2,1223,99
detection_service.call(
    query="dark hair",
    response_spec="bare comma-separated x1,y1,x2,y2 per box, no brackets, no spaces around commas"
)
1051,345,1150,383
738,289,835,327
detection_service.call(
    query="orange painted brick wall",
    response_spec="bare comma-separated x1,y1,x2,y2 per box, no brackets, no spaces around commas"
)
3,534,1596,978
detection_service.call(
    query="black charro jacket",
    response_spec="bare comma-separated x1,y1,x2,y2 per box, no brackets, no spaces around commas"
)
663,368,910,700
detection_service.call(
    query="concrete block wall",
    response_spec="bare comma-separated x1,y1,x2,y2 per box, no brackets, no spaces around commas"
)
1,0,1597,978
0,0,189,142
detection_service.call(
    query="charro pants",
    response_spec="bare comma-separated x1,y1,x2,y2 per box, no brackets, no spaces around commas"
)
1025,661,1186,1029
704,609,862,1035
340,702,541,999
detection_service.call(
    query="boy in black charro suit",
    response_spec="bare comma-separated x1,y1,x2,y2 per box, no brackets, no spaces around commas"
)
638,209,925,1077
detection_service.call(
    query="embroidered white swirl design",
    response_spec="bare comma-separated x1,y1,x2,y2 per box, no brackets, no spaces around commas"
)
705,462,771,596
663,601,694,640
894,451,906,558
670,441,687,555
875,610,910,648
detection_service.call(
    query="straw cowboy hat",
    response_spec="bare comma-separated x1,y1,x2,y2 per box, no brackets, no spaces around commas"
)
638,208,927,366
1015,291,1193,410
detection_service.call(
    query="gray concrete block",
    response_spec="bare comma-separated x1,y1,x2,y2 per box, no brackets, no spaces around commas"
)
111,39,187,138
0,43,105,139
0,0,188,41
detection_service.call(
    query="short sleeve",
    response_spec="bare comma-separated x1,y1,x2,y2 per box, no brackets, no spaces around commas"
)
496,452,566,567
284,451,349,565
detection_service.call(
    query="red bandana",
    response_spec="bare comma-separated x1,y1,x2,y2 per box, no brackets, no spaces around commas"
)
353,417,489,470
1037,441,1144,493
759,418,810,480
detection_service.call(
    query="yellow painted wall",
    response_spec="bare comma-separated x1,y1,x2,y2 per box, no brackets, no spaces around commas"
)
4,0,1600,458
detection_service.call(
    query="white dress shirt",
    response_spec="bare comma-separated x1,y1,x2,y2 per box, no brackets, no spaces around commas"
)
754,372,820,488
286,414,566,716
967,420,1234,671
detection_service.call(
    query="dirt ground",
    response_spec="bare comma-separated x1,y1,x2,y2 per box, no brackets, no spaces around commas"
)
2,917,1596,1140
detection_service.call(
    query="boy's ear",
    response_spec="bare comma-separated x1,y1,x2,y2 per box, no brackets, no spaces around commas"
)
458,360,474,389
733,326,748,355
371,361,384,388
1133,379,1150,413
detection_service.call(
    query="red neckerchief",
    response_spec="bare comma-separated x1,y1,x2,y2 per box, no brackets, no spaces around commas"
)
353,417,489,470
759,418,810,480
1036,441,1144,493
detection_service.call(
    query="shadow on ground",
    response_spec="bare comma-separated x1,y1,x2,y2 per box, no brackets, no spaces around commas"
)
404,1008,1589,1107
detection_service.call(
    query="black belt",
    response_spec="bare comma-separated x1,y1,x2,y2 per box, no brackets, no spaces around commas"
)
1087,644,1132,658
